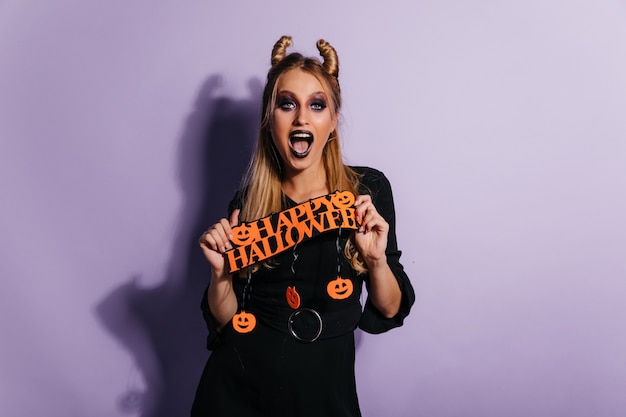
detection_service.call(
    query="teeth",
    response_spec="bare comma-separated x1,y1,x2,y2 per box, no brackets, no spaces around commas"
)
288,131,313,158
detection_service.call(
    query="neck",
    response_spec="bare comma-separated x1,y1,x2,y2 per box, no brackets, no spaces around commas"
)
282,165,329,203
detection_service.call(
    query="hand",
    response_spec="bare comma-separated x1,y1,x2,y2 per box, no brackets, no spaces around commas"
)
199,209,240,277
353,195,388,266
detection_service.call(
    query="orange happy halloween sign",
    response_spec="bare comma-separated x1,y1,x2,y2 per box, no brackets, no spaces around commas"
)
225,191,358,273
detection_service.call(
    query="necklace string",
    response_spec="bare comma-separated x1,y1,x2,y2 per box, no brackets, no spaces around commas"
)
241,269,253,310
291,242,299,275
335,227,343,276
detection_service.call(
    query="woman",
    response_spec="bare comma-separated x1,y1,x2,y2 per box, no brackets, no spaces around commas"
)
193,35,414,417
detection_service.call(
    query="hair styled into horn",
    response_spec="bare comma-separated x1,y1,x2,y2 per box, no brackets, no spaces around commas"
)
270,36,339,81
316,39,339,78
271,35,293,66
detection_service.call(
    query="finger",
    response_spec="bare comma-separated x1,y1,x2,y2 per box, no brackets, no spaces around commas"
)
360,209,387,233
214,219,233,251
199,231,220,252
198,228,213,246
199,236,227,273
355,201,375,229
356,208,367,230
354,194,372,207
229,209,241,227
354,200,368,221
362,215,389,234
200,221,232,253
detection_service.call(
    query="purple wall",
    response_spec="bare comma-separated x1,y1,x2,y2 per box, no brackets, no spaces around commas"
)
2,1,625,416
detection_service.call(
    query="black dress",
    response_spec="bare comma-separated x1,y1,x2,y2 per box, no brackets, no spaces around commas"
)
191,167,414,417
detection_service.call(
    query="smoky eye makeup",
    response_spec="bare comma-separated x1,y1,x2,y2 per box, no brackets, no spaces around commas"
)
309,99,328,111
275,92,329,112
309,92,329,111
275,92,297,111
276,96,295,110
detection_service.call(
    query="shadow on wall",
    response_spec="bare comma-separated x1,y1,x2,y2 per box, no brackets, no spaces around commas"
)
95,75,262,417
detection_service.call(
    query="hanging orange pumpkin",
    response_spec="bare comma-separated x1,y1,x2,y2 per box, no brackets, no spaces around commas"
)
285,286,301,309
327,276,353,300
232,310,256,333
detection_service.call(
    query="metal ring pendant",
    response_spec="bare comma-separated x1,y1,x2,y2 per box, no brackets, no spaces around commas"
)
288,308,323,343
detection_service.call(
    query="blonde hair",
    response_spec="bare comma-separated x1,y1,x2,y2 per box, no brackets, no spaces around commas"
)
240,35,366,273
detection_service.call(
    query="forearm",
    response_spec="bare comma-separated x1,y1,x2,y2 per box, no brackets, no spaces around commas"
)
365,257,402,318
207,271,238,329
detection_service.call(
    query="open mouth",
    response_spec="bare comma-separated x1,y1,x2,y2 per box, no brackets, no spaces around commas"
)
289,130,313,158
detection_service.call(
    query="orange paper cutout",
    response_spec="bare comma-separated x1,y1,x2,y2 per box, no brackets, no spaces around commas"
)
286,286,301,309
327,276,354,300
232,311,256,334
225,191,358,273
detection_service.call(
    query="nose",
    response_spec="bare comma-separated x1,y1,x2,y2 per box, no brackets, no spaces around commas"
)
293,108,309,126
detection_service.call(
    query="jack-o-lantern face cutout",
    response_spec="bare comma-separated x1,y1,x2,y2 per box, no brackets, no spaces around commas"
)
285,286,301,309
330,191,355,209
231,224,258,246
232,311,256,333
327,276,353,300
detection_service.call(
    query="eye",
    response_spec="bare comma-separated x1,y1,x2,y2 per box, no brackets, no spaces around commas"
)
310,100,327,111
277,98,296,111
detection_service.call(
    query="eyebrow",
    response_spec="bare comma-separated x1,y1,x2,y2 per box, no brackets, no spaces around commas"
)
277,90,327,97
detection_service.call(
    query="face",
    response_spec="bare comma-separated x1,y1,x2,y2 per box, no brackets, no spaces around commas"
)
270,69,337,177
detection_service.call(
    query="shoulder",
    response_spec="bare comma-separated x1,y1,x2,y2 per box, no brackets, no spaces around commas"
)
350,165,387,181
349,166,392,198
227,187,248,215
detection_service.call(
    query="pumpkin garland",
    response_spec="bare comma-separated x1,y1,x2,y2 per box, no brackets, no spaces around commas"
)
232,192,358,338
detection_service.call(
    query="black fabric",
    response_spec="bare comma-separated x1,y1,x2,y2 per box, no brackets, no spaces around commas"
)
192,166,414,417
192,322,360,417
